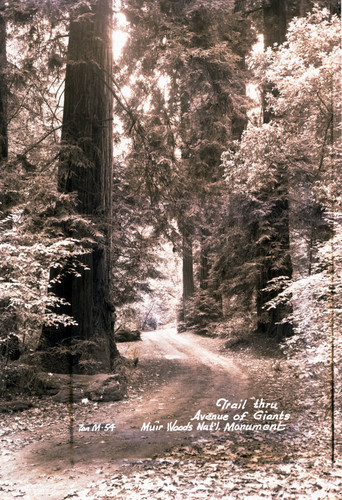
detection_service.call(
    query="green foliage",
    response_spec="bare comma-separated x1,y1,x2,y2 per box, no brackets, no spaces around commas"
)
0,157,96,346
0,2,100,348
1,1,340,370
117,0,254,204
184,289,222,333
114,0,255,328
221,7,341,341
111,159,177,308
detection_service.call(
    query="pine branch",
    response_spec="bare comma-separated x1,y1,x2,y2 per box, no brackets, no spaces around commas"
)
14,124,63,159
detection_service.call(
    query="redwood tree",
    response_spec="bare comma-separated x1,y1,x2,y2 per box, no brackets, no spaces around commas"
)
252,0,293,339
39,0,119,372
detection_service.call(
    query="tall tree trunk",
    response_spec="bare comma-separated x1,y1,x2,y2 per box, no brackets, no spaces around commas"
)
255,0,293,340
182,226,195,324
259,0,339,337
0,3,7,161
39,0,119,372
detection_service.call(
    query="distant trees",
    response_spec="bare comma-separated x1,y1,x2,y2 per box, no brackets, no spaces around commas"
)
222,6,341,339
112,0,340,342
117,0,253,327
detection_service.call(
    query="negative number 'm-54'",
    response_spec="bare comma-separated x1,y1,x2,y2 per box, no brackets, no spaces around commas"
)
90,423,116,431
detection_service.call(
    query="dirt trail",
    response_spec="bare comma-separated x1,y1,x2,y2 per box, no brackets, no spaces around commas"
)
1,328,338,499
0,328,254,499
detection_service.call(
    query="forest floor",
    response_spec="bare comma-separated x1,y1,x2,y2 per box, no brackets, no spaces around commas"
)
0,327,341,499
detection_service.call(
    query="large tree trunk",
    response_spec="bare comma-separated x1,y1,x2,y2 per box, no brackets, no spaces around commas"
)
39,0,119,373
256,198,293,340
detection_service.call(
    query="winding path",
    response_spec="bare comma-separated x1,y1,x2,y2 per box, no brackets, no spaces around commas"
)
0,328,251,499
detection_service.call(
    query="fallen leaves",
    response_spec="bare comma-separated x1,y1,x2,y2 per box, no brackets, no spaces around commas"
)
0,334,341,499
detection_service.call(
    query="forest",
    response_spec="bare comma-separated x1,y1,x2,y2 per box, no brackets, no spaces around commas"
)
0,0,341,498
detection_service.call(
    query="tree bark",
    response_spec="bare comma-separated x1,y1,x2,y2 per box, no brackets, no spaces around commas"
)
262,0,287,124
263,0,287,47
39,0,119,373
0,3,7,161
182,227,195,323
256,198,293,340
199,238,209,290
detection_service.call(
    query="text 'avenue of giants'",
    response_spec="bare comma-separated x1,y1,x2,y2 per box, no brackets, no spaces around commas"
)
140,398,291,433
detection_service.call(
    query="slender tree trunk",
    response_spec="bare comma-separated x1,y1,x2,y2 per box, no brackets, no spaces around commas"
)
0,3,7,161
263,0,287,46
39,0,119,372
199,234,209,290
182,226,194,323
